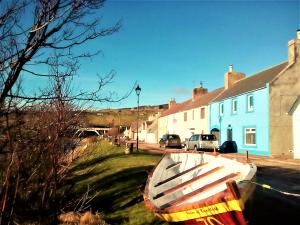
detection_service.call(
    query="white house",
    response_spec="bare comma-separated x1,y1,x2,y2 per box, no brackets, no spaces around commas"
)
158,86,223,142
289,96,300,159
128,114,160,144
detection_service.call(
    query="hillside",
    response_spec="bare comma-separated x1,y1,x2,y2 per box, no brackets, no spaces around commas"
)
82,104,168,127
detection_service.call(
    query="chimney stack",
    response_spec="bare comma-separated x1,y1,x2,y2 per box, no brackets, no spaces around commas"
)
168,98,176,109
192,84,208,101
288,29,300,65
224,65,245,89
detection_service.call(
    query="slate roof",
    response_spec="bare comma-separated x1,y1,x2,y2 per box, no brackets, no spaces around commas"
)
161,87,224,117
212,62,288,102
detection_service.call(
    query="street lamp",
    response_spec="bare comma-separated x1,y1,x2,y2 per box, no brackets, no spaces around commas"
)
135,84,141,152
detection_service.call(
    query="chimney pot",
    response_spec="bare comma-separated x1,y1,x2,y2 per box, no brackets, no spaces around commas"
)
288,30,300,65
192,86,208,101
229,64,233,72
168,98,176,109
224,69,245,90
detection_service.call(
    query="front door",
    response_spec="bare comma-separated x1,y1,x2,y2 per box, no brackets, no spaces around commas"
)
211,128,220,144
227,125,232,141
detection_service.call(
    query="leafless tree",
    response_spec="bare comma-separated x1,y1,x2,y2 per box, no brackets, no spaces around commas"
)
0,56,82,224
0,0,123,105
0,1,130,224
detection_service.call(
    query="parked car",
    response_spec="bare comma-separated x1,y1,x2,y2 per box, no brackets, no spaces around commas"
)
184,134,218,151
159,134,182,149
218,141,238,153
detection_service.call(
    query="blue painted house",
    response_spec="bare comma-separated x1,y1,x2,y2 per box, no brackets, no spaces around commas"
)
209,32,300,157
209,62,287,156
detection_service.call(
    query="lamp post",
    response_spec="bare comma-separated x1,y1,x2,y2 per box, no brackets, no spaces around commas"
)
218,115,222,145
135,84,141,152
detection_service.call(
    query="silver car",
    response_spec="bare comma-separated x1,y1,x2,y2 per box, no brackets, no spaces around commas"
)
185,134,218,151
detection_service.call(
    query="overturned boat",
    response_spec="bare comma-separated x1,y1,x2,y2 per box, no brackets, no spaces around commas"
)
144,150,257,225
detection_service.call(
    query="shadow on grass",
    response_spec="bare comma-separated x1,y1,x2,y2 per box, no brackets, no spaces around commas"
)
69,152,125,173
65,164,157,224
61,149,165,224
62,168,110,194
89,166,153,210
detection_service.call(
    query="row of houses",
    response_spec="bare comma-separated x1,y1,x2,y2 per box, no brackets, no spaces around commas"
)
124,114,160,144
155,31,300,159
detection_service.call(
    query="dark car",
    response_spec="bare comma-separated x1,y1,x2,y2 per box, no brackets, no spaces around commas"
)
159,134,182,149
219,141,238,153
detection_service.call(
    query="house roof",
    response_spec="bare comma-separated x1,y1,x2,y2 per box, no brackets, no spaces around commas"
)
160,87,224,117
212,62,288,102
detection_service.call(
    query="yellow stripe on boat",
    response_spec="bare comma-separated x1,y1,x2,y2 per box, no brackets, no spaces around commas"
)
156,199,243,222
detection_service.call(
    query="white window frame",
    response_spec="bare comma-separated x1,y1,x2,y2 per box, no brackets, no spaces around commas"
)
247,95,254,112
219,103,224,116
232,99,237,114
244,128,256,146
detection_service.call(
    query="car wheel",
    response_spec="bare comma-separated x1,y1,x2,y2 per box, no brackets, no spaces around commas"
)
194,146,197,151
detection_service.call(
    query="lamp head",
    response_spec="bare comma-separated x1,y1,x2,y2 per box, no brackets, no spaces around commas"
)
135,84,141,96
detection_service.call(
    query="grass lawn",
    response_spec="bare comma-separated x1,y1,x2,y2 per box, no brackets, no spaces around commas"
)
62,141,168,225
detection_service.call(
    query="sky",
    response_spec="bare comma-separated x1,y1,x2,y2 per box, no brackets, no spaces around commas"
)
24,0,300,109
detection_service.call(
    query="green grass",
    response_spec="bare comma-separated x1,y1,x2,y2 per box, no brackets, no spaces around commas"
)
62,141,168,225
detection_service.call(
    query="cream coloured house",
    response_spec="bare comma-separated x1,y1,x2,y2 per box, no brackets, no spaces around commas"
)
127,113,160,144
158,86,223,142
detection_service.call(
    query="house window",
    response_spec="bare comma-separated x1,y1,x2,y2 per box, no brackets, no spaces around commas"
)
247,95,254,112
184,112,187,122
232,99,237,114
192,110,194,120
200,108,205,119
172,114,177,123
219,103,224,116
245,128,256,145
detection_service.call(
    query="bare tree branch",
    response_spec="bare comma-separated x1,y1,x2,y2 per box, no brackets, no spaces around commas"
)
0,0,122,105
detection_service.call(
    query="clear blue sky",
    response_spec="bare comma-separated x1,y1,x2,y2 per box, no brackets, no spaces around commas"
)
26,0,300,109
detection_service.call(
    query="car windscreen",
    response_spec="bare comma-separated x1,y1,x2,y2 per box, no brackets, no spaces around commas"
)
201,135,216,141
169,135,179,139
161,134,168,139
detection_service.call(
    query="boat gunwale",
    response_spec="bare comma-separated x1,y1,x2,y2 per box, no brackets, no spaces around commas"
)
143,151,256,215
164,149,250,165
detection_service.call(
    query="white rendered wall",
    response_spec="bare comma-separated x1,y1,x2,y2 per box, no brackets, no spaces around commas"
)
158,106,210,142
